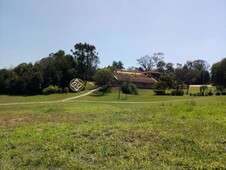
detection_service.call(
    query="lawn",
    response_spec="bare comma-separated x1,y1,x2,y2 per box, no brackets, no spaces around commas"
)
0,82,95,104
0,89,226,169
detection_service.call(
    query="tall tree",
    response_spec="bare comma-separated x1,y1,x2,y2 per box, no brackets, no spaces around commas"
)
14,63,33,94
137,53,164,71
192,59,210,84
71,43,99,83
211,57,226,87
175,60,210,94
112,61,124,70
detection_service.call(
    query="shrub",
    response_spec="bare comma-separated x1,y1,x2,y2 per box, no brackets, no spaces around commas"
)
216,91,221,96
63,87,69,94
42,85,60,95
208,91,213,96
121,82,138,95
153,90,165,95
221,91,226,95
57,87,62,94
130,83,138,95
178,90,184,96
216,86,224,92
171,89,184,96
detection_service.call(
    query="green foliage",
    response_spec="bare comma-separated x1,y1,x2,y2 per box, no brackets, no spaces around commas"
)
211,57,226,87
121,82,138,95
199,85,208,96
71,43,99,82
215,91,221,96
63,87,69,93
94,68,113,94
207,90,213,96
175,60,210,85
42,85,61,95
155,80,168,91
157,74,176,90
0,43,100,95
111,61,124,70
153,89,165,95
171,89,184,96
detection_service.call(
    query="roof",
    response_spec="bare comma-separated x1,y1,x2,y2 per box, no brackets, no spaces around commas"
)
116,69,162,75
114,73,157,84
116,70,142,75
142,70,163,75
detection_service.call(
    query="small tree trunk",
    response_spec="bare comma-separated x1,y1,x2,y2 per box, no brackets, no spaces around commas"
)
176,84,179,95
186,84,189,94
118,88,121,100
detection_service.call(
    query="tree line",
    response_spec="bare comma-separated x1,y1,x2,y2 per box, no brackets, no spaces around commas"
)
0,42,226,95
0,43,99,95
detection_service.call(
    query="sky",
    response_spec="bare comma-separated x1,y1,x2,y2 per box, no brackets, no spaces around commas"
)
0,0,226,69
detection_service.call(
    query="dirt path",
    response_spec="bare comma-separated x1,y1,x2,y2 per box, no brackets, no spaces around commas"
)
59,88,99,102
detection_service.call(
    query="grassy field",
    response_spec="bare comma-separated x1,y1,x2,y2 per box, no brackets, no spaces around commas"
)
0,88,226,169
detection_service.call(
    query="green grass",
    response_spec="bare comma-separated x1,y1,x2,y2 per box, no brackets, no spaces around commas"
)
0,89,226,169
77,88,225,104
0,83,95,104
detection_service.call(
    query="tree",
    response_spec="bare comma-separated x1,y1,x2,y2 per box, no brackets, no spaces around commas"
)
175,60,210,94
0,69,14,94
38,50,77,89
211,57,226,87
93,68,114,94
156,73,176,92
29,63,43,94
112,61,124,70
0,69,19,94
14,63,34,94
71,43,99,83
192,59,210,84
38,56,56,88
156,60,166,73
137,53,164,71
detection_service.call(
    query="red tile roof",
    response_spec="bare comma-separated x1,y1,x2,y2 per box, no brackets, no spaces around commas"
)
114,73,157,84
142,70,163,74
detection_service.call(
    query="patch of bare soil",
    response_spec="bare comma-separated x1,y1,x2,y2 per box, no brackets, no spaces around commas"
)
0,117,31,125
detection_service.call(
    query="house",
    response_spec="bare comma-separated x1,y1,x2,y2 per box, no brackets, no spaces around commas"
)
113,70,162,89
142,70,163,80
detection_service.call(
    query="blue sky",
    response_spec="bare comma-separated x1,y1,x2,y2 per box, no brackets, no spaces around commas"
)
0,0,225,69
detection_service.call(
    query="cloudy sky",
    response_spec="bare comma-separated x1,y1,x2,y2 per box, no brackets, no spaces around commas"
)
0,0,225,69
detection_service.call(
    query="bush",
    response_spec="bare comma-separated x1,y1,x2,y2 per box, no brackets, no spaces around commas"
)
171,89,184,96
121,82,138,95
42,85,60,95
221,91,226,95
208,91,213,96
63,87,69,94
216,86,224,92
130,83,138,95
216,91,221,96
178,90,184,96
153,90,165,95
57,87,62,94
